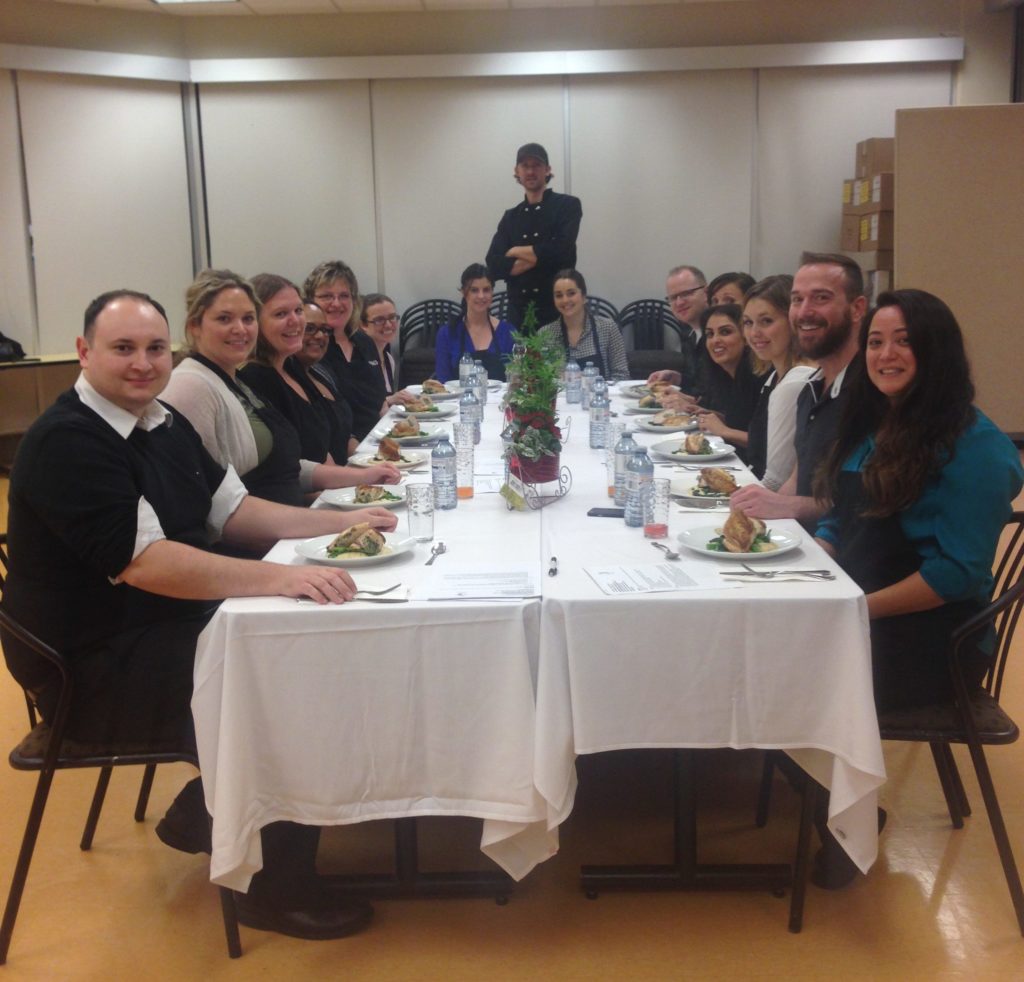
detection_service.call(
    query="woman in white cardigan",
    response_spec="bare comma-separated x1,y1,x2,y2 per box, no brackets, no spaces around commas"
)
741,275,817,490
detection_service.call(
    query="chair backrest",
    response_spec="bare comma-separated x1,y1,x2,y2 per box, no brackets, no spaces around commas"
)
0,532,7,591
585,295,620,325
985,511,1024,699
618,299,683,352
952,576,1024,704
399,300,461,355
489,291,509,322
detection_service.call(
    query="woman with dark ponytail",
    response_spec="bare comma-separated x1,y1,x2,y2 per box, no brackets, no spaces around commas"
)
433,263,516,382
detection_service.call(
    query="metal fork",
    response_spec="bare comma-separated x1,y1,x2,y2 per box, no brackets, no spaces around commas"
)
737,563,835,579
354,583,402,596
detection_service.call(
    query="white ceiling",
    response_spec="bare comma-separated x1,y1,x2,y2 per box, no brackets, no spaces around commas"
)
34,0,750,17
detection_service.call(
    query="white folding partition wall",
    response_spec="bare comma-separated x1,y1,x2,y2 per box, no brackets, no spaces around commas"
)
2,48,958,355
198,80,378,295
568,69,756,305
17,73,194,350
0,72,34,351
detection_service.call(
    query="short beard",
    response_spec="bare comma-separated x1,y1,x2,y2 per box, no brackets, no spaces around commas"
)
798,308,853,360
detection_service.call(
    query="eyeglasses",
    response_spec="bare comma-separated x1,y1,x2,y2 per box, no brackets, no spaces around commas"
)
367,314,400,328
666,286,706,303
314,291,353,305
304,324,331,336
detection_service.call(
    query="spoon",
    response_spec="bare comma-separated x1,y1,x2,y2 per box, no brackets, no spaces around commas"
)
425,541,447,566
650,541,681,561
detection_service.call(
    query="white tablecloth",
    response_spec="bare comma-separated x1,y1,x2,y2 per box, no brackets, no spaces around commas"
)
193,383,885,891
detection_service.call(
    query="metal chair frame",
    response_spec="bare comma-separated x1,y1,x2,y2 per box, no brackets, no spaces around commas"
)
398,299,461,356
617,299,684,352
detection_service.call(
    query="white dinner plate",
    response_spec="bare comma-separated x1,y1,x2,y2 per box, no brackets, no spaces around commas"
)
669,471,756,504
636,417,699,433
619,382,678,400
677,525,802,560
621,405,666,415
395,404,457,419
447,379,502,393
295,532,416,567
319,486,407,510
649,439,736,463
349,451,429,470
408,383,460,401
374,425,447,446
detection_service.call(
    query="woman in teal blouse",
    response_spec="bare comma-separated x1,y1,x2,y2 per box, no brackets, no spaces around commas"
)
815,289,1023,713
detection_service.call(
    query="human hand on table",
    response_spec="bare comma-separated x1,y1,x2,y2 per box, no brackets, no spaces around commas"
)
360,463,402,485
729,484,797,519
661,390,699,413
647,369,681,387
348,507,399,532
273,564,357,604
696,410,727,436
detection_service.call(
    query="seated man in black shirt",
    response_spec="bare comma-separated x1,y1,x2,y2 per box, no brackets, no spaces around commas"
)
1,290,398,941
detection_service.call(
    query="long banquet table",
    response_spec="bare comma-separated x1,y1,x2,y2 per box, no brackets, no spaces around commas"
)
192,381,886,896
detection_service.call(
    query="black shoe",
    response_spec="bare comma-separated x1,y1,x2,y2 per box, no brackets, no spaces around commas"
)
810,807,888,890
233,892,373,941
155,777,211,855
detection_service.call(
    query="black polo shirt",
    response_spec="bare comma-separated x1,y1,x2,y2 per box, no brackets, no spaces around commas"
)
319,329,386,441
794,366,850,497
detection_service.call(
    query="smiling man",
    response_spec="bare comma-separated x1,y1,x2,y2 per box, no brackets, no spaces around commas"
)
0,289,386,940
730,252,866,526
486,143,583,328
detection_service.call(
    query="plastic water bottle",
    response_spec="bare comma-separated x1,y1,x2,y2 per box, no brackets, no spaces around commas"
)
458,351,475,389
459,386,481,445
613,430,638,505
589,377,610,449
473,361,488,406
564,358,582,404
624,449,654,528
581,362,598,410
431,436,457,510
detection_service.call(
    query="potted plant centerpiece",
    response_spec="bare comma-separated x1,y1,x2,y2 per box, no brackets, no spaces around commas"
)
503,304,565,485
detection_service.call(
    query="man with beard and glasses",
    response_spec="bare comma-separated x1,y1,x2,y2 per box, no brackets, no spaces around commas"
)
730,252,865,527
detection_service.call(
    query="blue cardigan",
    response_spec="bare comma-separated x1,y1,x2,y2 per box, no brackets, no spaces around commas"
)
433,318,516,383
816,411,1023,605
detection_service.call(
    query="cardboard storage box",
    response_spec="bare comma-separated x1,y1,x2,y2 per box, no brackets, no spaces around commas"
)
866,269,893,306
843,249,894,272
840,213,861,251
856,138,894,178
847,173,894,215
859,211,894,250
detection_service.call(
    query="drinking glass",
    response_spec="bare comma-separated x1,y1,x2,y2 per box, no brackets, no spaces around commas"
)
643,477,670,539
453,422,475,500
406,483,435,541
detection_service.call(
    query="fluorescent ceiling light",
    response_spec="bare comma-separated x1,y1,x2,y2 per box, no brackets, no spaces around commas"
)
151,1,241,6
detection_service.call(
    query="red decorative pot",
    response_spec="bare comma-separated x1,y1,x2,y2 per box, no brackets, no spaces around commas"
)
511,454,560,484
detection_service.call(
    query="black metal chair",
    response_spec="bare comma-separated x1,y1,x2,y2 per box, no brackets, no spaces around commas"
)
585,296,620,325
489,291,509,322
756,512,1024,935
618,299,689,379
0,591,220,963
397,299,461,388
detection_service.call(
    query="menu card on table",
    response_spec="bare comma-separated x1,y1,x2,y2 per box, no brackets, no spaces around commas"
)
412,563,543,601
585,562,735,596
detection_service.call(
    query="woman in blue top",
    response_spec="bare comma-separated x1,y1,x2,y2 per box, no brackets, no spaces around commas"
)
815,289,1023,713
434,263,516,382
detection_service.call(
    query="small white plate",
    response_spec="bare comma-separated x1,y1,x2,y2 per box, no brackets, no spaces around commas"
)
621,405,665,415
349,451,430,470
669,471,756,503
319,486,407,510
295,532,416,567
395,404,457,419
409,383,459,401
649,439,736,463
637,417,698,433
619,382,678,400
677,525,801,560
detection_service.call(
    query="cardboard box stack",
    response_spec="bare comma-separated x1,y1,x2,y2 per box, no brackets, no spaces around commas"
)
839,137,894,305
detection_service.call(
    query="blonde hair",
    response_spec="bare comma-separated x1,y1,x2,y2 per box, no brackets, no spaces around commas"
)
182,269,259,353
302,260,361,335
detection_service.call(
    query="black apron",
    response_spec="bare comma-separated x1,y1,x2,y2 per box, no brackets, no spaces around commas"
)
834,469,988,712
456,321,508,382
189,354,305,509
561,312,607,380
745,372,773,481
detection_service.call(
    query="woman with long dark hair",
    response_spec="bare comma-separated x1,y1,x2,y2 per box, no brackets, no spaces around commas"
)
816,289,1022,712
433,263,516,382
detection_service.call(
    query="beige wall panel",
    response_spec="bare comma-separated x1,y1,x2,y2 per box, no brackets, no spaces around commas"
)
569,69,755,306
371,76,563,309
18,72,193,350
754,63,951,278
199,80,378,293
896,104,1024,435
0,71,34,354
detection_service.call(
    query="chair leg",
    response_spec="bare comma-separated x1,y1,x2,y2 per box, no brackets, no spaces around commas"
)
134,764,158,823
219,887,242,958
928,743,966,829
80,766,112,851
755,751,777,828
963,740,1024,936
0,769,58,965
941,744,972,818
788,776,818,933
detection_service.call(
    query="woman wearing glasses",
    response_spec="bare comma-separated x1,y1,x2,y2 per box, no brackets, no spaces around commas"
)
302,260,389,440
239,274,401,490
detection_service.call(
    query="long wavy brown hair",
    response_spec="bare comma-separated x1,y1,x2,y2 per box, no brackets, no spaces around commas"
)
816,289,976,516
